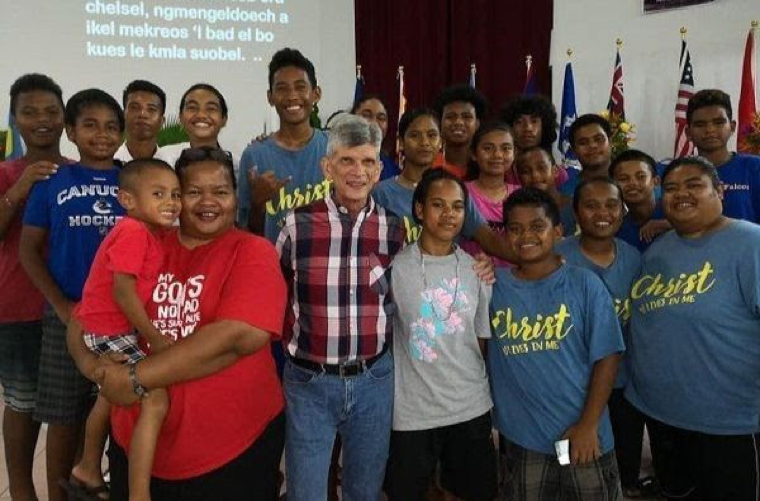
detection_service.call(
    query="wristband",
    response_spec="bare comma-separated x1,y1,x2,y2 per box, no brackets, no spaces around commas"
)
129,363,147,398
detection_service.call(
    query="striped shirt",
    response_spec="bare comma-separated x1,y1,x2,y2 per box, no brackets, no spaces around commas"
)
276,195,405,364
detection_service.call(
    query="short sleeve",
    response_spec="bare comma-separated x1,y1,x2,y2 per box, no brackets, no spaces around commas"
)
215,238,287,337
738,229,760,318
475,279,493,339
462,195,486,238
22,180,51,228
585,272,625,363
105,220,153,276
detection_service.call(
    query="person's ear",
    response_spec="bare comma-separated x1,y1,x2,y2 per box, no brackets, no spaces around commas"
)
652,175,661,187
320,156,332,181
117,190,135,211
266,89,274,107
553,223,564,240
414,201,424,221
65,124,76,143
312,85,322,105
730,120,737,135
716,182,725,200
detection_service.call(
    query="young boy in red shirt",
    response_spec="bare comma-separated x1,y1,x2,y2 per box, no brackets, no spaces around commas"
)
71,159,180,501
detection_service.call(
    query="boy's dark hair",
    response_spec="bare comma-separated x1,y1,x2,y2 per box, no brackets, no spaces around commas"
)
180,83,228,118
123,80,166,115
412,168,468,224
500,94,558,149
119,158,176,191
503,187,560,226
433,84,488,121
466,121,513,180
350,93,388,114
609,149,658,178
398,108,439,138
572,177,623,213
662,156,720,190
686,89,733,123
569,114,612,148
268,48,317,90
515,145,556,172
65,88,124,131
10,73,64,117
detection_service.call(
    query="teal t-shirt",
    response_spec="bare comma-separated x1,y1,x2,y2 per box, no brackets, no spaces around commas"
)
372,176,485,245
488,264,624,455
555,236,641,387
625,219,760,435
236,130,330,243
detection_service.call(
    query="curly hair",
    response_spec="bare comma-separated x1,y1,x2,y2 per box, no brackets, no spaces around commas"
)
500,94,558,149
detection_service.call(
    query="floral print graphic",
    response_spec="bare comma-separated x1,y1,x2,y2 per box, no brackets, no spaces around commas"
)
409,278,470,362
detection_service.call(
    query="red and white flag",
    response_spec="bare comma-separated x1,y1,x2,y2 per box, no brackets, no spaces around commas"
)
396,65,407,164
674,39,695,158
738,25,757,153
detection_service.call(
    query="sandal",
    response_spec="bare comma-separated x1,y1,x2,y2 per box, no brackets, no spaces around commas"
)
623,476,660,499
60,475,110,501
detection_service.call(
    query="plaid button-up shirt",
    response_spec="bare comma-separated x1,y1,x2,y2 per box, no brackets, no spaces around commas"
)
276,195,406,364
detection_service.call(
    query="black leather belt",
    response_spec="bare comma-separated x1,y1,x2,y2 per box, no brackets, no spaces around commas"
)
290,347,388,378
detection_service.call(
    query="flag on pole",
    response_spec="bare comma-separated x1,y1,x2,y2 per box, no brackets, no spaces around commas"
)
4,111,23,161
738,23,757,153
469,63,476,89
352,65,365,110
607,42,625,119
396,65,407,164
523,55,537,95
674,37,696,158
559,59,578,164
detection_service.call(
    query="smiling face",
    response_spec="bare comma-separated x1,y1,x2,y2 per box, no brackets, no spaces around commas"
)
322,143,381,211
180,89,227,146
13,90,64,151
414,179,466,245
662,164,724,237
612,160,658,206
686,105,735,155
573,123,611,171
506,204,562,265
268,66,321,126
516,148,556,191
179,160,236,245
402,115,441,168
474,129,514,178
124,90,164,142
66,104,122,167
441,101,478,147
575,181,624,240
119,167,181,230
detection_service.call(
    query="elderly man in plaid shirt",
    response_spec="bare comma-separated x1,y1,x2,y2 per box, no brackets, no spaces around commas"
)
276,114,404,500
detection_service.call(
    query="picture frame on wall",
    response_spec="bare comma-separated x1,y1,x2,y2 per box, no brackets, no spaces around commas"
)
644,0,715,12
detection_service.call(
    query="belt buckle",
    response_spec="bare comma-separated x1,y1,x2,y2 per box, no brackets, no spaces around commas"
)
338,360,367,378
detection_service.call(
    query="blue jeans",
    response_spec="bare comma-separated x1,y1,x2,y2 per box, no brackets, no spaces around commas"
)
284,351,393,501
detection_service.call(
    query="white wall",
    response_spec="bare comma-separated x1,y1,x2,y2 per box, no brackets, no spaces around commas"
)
551,0,759,161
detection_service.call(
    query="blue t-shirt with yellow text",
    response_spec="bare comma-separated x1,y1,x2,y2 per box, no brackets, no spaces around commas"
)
23,163,124,301
372,177,485,245
555,236,641,387
237,130,330,243
488,264,624,455
625,220,760,435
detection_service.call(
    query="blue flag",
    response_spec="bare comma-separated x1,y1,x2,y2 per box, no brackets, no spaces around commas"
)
5,110,23,161
352,72,365,109
559,61,578,164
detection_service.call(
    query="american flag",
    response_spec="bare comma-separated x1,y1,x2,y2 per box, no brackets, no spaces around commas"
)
674,39,695,158
607,47,625,119
396,65,407,164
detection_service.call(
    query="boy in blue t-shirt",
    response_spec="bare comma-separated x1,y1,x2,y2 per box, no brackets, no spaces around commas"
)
610,149,670,251
686,88,760,223
20,88,126,500
489,187,624,498
555,178,649,497
626,156,760,499
237,48,329,243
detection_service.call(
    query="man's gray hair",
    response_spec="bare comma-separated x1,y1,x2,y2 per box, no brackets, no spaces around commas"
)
326,113,382,157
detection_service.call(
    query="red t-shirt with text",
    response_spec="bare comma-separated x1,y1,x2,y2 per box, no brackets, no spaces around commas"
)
110,228,287,480
74,216,164,334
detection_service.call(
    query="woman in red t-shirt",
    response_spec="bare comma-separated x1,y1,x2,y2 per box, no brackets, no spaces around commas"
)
68,147,287,499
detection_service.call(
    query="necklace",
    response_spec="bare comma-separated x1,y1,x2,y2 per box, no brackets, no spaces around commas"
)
418,240,460,321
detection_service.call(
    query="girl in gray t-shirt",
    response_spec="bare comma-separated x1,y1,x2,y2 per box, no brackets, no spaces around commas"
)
384,169,496,501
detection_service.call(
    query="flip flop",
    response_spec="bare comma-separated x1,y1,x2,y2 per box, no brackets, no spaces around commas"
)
60,475,110,500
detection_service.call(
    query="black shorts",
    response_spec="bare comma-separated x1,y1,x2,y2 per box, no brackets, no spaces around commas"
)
384,411,497,501
108,413,285,501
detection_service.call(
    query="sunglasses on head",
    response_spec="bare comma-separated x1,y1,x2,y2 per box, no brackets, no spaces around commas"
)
175,146,237,188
